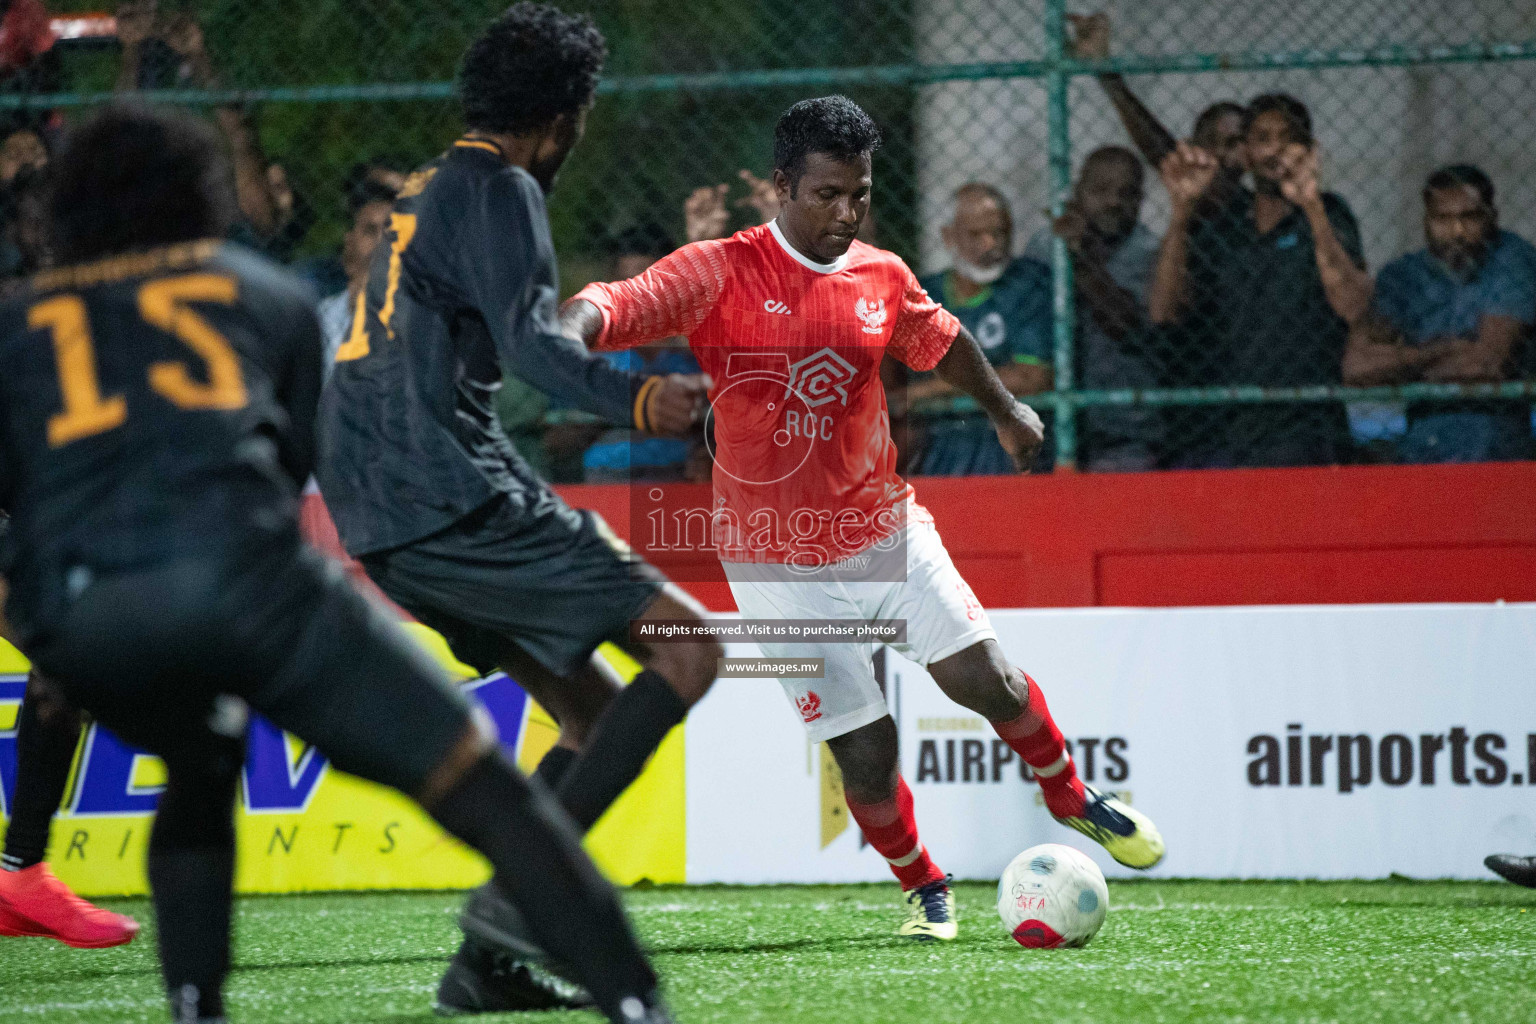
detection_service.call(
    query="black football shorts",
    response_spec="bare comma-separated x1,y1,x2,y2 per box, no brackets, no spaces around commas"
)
360,496,666,678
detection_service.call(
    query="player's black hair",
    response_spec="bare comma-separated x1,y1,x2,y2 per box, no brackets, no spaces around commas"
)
459,2,607,135
1424,163,1495,208
1243,93,1313,146
607,222,675,260
49,104,234,264
773,95,883,196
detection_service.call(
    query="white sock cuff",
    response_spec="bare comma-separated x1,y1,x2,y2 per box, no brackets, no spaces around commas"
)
885,842,925,868
1031,752,1070,779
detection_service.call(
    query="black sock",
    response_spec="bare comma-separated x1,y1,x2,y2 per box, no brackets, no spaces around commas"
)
147,736,243,1024
556,669,687,833
533,744,578,790
2,677,82,872
430,752,658,1022
152,847,233,1023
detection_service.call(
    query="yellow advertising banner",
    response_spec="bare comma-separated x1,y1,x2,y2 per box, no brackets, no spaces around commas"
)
0,629,684,897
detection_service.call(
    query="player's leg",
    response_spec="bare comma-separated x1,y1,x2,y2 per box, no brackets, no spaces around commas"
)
0,671,139,948
26,591,249,1020
929,643,1163,869
145,719,245,1023
826,715,955,941
241,547,672,1023
725,562,954,937
552,583,718,833
445,588,719,1009
902,522,1163,869
363,502,719,836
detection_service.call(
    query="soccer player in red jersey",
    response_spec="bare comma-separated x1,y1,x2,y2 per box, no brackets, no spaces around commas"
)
563,96,1164,942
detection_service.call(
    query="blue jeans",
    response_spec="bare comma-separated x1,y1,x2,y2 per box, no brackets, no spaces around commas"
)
1399,412,1531,463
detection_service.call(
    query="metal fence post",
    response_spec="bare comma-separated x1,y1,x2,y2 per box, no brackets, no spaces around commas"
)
1044,0,1077,471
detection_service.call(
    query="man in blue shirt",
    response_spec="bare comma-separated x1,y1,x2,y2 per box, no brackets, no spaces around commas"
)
580,223,708,482
1344,164,1535,462
907,183,1053,475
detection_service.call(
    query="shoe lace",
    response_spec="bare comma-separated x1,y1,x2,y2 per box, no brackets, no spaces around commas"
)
908,877,952,923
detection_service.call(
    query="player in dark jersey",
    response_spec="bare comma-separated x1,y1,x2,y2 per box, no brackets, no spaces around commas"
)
317,6,722,1010
0,105,675,1024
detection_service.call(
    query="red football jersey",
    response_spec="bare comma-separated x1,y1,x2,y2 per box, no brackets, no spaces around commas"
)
573,221,961,564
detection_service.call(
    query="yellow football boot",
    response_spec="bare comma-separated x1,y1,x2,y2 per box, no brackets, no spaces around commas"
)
897,876,958,941
1053,784,1165,869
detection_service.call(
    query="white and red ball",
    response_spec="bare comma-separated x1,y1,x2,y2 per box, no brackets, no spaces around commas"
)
996,843,1109,948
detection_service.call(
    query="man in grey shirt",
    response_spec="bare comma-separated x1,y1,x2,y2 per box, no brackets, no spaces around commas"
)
1026,146,1161,471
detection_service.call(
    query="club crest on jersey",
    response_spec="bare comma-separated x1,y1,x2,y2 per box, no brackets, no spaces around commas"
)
787,347,858,408
854,296,887,334
796,691,823,723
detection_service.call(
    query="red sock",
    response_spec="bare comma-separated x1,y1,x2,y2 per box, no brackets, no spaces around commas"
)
844,776,946,891
992,673,1086,818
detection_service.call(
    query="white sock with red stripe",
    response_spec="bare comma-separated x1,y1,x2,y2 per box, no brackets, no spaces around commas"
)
844,776,946,891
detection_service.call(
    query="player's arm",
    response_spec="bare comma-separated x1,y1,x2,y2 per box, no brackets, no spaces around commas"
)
470,177,705,437
888,268,1043,472
560,241,729,352
560,241,733,433
267,290,326,488
933,327,1045,472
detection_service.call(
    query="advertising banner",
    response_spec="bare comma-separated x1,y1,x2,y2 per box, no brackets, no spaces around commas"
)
0,630,684,897
685,604,1536,882
7,603,1531,893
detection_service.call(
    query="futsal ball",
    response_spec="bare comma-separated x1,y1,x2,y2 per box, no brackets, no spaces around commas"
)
996,843,1109,948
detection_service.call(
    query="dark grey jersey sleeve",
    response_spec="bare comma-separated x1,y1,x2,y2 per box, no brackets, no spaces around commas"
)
465,170,644,427
276,297,325,487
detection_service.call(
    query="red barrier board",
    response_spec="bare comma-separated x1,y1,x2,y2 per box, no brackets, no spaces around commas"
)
551,462,1536,610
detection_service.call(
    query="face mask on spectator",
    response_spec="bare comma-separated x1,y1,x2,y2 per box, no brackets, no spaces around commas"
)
948,252,1007,285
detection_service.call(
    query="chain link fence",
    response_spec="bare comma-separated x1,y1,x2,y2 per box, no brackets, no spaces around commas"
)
2,0,1533,475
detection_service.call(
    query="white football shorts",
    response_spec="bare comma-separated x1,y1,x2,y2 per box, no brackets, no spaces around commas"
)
722,517,996,742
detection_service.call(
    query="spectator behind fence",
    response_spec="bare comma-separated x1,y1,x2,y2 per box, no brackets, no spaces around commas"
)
1068,11,1249,463
0,126,48,278
1025,147,1162,471
904,183,1051,476
1151,95,1371,467
1343,165,1535,463
116,3,312,260
1068,11,1247,224
316,178,397,374
580,224,708,483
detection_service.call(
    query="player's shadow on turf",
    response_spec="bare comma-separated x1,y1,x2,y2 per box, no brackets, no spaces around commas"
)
647,934,900,957
26,952,447,986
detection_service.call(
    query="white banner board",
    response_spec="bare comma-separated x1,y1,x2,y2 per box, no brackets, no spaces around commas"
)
685,604,1536,881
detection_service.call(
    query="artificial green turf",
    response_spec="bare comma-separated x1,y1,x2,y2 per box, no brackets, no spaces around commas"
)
2,881,1533,1023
